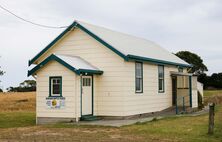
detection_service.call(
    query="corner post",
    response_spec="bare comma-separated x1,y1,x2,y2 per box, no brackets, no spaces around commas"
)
189,76,192,107
208,103,215,135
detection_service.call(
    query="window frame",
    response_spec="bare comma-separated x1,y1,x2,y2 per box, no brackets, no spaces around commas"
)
49,76,62,97
158,65,165,93
135,62,143,93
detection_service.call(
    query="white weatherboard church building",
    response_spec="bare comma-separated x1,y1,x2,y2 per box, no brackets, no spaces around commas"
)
28,21,199,124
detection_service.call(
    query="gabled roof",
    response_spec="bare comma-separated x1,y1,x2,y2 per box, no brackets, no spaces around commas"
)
28,54,103,76
29,20,191,67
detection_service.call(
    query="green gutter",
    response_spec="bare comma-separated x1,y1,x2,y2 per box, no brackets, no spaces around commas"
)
78,69,103,75
28,54,103,76
127,54,192,68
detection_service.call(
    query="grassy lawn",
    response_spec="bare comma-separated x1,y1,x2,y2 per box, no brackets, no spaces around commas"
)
0,91,221,142
0,112,35,128
204,90,222,97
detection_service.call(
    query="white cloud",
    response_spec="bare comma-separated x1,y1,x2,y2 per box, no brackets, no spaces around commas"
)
0,0,221,89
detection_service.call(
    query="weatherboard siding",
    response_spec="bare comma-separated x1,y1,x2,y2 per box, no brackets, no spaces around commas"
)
123,62,178,115
35,27,186,117
36,28,126,116
36,61,80,118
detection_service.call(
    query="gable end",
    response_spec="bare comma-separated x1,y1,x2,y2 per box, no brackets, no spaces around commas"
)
29,21,128,66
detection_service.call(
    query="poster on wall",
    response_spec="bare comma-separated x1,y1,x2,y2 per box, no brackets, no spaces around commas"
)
46,97,65,109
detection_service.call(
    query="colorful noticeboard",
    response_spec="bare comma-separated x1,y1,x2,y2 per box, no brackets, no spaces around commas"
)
46,97,65,109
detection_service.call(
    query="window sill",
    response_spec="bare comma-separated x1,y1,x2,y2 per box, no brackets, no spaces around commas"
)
46,96,65,100
135,91,143,94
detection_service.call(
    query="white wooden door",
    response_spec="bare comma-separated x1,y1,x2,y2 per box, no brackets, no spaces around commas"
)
82,76,92,115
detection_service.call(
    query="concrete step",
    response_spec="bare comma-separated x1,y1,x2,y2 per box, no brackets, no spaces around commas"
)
80,115,99,121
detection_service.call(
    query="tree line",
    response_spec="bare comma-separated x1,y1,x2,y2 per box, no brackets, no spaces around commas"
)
6,80,36,92
198,73,222,89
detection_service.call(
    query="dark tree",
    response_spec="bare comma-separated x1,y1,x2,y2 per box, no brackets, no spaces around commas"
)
175,51,208,74
7,80,36,92
198,73,222,89
0,70,3,76
198,73,209,89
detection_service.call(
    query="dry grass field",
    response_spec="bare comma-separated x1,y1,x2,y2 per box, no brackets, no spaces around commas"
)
204,90,222,105
0,92,35,112
0,91,221,142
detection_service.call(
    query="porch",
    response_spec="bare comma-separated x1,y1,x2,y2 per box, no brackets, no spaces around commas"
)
171,72,198,114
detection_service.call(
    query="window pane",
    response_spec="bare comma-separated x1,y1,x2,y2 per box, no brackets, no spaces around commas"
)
53,84,60,94
83,78,85,86
159,72,163,78
139,79,142,91
88,79,91,86
158,66,164,92
136,63,142,77
136,69,141,77
159,79,163,91
51,77,62,96
136,77,142,91
158,66,164,78
83,78,91,86
136,78,140,91
136,63,142,70
137,72,141,77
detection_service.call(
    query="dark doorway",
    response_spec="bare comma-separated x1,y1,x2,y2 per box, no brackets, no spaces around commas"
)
172,77,177,106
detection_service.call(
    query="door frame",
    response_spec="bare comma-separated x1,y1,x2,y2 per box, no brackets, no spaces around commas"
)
172,76,177,106
80,75,94,117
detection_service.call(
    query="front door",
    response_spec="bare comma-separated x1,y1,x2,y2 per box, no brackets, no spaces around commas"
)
82,76,93,116
172,77,177,106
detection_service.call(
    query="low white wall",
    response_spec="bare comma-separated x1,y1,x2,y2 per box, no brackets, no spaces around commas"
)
197,81,204,97
192,90,198,108
192,76,198,108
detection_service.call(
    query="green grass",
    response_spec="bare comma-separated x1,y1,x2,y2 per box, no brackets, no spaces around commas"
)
0,90,221,142
204,90,222,97
47,106,222,142
123,111,222,142
0,112,35,128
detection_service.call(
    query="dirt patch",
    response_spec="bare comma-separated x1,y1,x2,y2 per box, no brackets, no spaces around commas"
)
204,94,222,105
23,130,66,137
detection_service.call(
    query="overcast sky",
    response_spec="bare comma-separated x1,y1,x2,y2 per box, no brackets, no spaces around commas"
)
0,0,221,90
